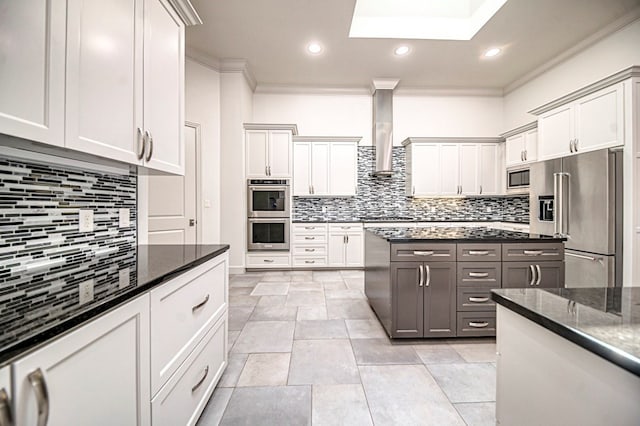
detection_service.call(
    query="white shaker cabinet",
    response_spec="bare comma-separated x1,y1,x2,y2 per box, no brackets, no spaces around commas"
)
0,0,66,147
329,142,358,196
0,366,11,426
406,143,440,196
479,144,499,195
328,224,364,267
310,142,330,195
12,295,151,426
459,144,479,195
440,144,460,195
245,125,297,178
503,123,538,167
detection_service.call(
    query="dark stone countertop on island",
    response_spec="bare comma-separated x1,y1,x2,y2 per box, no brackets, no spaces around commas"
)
0,244,229,366
365,226,563,243
492,287,640,377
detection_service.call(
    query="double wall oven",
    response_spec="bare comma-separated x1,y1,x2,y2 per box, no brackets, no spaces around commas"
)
247,179,290,251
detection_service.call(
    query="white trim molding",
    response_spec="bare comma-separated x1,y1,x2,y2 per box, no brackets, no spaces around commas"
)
395,86,504,97
185,47,221,71
243,123,298,135
220,59,257,92
254,85,371,95
371,78,400,93
499,121,537,139
402,136,504,146
166,0,203,26
292,136,362,143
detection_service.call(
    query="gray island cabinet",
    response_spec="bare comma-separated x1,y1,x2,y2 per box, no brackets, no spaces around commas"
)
364,227,565,339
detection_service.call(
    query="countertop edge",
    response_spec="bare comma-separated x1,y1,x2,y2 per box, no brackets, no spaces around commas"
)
491,291,640,378
0,245,230,367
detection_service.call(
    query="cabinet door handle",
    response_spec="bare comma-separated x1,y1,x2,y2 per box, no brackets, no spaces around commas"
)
529,265,536,286
136,127,145,160
191,365,209,393
309,185,312,194
469,321,489,328
574,139,579,152
305,260,315,264
535,264,542,286
265,166,268,176
412,186,415,195
413,251,434,256
520,151,524,161
145,132,154,162
304,248,316,252
469,296,490,303
346,235,349,244
468,250,489,256
524,150,528,161
468,272,489,278
569,139,574,153
523,250,543,256
268,166,272,176
341,226,351,229
263,259,274,263
192,294,210,313
418,265,423,287
305,236,315,240
425,265,431,287
0,387,13,426
27,368,49,426
479,185,483,195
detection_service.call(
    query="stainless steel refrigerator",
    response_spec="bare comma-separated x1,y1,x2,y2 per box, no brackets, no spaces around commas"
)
529,148,622,287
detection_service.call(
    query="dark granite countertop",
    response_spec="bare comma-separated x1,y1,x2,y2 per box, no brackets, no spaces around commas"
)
292,219,530,224
491,288,640,377
365,226,562,243
0,244,229,366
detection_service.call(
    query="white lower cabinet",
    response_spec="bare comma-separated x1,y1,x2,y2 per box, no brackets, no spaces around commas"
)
291,223,328,267
246,252,291,268
0,365,13,426
328,224,364,267
13,294,151,426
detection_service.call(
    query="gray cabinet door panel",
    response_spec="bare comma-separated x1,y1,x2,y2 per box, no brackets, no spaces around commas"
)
391,262,423,338
502,261,564,288
391,243,456,262
536,262,564,288
457,243,502,262
502,243,564,262
423,262,456,337
457,262,501,287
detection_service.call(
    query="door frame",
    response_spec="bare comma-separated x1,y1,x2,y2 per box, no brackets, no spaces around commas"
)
185,120,202,245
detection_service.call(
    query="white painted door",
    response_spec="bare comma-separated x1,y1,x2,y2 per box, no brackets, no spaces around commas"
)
13,295,150,426
505,134,525,167
440,144,460,195
143,0,185,174
293,142,312,196
479,144,499,195
0,0,65,146
268,130,292,177
311,142,330,195
328,233,346,266
345,232,364,267
574,83,624,153
538,104,574,160
411,144,440,196
65,0,143,164
524,129,538,163
148,125,198,245
246,130,269,177
459,144,479,195
329,142,358,196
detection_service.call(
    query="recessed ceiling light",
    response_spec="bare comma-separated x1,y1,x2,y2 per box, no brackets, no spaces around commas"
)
483,47,501,57
307,42,323,55
394,46,410,56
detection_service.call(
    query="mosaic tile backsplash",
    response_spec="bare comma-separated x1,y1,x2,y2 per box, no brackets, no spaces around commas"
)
0,156,137,349
293,146,529,222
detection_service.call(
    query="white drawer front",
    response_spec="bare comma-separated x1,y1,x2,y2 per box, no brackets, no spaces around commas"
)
152,315,227,426
151,255,228,395
293,256,328,267
292,223,328,234
292,233,327,244
292,245,327,256
246,253,291,268
329,223,363,232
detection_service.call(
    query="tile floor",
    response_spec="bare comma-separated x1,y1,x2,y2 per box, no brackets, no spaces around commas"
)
197,270,497,426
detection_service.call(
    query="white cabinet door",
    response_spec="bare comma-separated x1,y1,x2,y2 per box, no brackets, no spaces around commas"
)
538,104,573,160
311,143,330,195
345,232,364,267
13,295,150,426
411,144,440,196
524,129,538,162
0,0,65,146
440,144,460,195
505,134,525,167
143,0,185,174
293,142,312,196
459,144,479,195
246,130,269,177
65,0,143,164
329,142,358,196
479,144,499,195
0,366,11,426
269,130,292,177
574,83,624,153
328,233,346,266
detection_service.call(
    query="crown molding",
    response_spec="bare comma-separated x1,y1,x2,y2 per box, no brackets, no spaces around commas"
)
402,137,503,146
292,136,362,143
254,84,371,96
166,0,203,26
499,121,537,139
243,123,298,135
185,46,221,71
394,86,503,97
219,59,257,91
371,78,400,93
504,9,640,95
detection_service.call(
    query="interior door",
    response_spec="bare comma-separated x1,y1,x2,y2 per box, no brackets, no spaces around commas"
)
148,125,198,245
391,262,423,338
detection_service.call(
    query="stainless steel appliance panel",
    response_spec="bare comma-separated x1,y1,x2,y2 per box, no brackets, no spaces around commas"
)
529,158,561,237
247,180,290,218
247,218,290,251
565,250,614,288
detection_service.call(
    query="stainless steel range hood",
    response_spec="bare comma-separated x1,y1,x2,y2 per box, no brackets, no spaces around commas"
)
371,79,399,176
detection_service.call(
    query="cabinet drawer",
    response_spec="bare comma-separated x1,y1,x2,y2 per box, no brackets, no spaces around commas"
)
502,243,564,262
150,255,227,395
457,244,501,262
292,233,327,244
292,245,327,256
292,223,328,234
456,312,496,337
391,244,456,262
246,253,291,268
152,315,227,426
329,223,363,232
457,262,501,287
457,287,496,311
293,256,328,267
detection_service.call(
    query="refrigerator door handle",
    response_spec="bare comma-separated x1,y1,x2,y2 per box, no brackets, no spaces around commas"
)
554,172,569,237
565,252,603,263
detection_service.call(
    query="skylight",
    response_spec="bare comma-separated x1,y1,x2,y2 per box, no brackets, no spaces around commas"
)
349,0,508,40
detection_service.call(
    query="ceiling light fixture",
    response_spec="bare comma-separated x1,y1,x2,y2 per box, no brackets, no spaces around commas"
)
484,47,501,57
307,42,323,55
394,46,410,56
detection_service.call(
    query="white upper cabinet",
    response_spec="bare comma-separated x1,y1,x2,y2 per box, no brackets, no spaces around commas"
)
311,142,330,195
440,144,461,195
459,144,479,195
329,142,358,196
407,143,440,196
293,142,312,195
0,0,66,146
479,144,499,195
504,124,538,168
245,125,297,178
536,82,624,160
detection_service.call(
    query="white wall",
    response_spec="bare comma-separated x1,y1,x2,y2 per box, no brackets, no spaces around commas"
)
503,18,640,132
185,59,221,243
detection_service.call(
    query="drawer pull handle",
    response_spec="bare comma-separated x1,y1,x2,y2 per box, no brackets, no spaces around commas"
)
341,226,351,229
0,387,13,426
304,226,315,230
305,260,315,264
305,236,315,240
304,248,316,252
413,251,434,256
469,297,490,303
191,365,209,393
27,368,49,426
468,250,489,256
523,250,543,256
469,321,490,328
192,294,210,313
263,259,275,263
468,272,489,278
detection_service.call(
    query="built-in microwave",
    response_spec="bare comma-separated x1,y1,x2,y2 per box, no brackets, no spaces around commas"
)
247,218,290,251
247,179,290,218
507,167,530,194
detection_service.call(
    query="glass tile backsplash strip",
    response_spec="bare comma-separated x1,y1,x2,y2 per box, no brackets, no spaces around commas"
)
0,156,137,350
293,146,529,222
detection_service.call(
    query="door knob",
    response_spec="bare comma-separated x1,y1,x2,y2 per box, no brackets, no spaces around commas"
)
189,219,196,227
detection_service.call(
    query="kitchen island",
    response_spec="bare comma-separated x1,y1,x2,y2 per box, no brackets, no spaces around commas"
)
364,226,565,338
491,287,640,426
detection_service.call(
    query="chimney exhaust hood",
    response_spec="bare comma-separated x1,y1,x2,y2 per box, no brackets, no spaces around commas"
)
371,79,399,176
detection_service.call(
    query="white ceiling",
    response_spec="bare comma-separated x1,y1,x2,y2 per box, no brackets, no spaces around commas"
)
186,0,640,90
